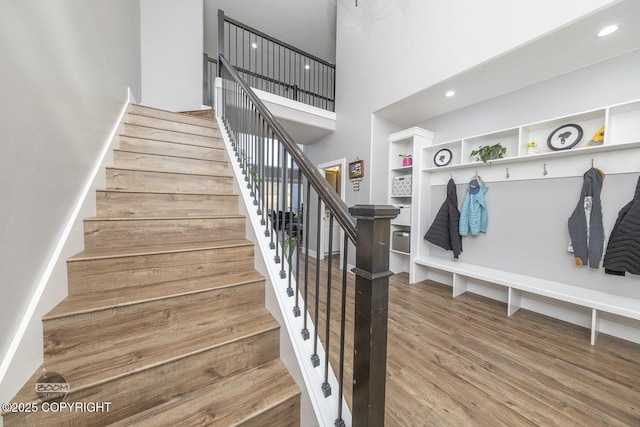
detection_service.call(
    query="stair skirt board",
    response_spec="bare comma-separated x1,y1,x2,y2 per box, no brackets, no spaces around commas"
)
1,103,300,426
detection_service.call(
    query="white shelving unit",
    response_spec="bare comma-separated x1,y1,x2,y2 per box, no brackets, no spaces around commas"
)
410,98,640,345
421,99,640,185
387,127,433,274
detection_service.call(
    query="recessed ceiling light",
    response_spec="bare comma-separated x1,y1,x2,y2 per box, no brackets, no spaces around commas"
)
251,42,258,49
305,64,310,70
445,90,455,98
597,24,620,37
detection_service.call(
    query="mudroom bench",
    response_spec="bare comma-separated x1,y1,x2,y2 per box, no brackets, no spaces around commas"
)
413,258,640,345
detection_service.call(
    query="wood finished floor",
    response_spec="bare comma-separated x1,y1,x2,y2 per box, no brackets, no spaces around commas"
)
301,254,640,426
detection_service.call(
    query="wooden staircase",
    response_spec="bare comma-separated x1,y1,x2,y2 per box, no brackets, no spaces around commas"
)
2,105,300,426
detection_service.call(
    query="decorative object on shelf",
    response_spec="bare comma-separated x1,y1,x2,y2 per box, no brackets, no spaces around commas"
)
398,154,413,167
433,148,453,167
349,158,364,191
568,167,605,269
424,178,462,258
585,125,605,147
547,123,583,151
391,175,412,196
527,140,539,155
470,143,506,163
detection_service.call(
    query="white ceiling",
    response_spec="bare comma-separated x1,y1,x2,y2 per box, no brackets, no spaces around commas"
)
375,0,640,126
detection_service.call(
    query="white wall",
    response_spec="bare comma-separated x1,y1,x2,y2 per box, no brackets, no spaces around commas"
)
0,0,141,408
141,0,204,111
305,0,617,207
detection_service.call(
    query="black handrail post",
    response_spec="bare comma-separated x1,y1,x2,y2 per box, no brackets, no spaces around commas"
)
348,205,399,427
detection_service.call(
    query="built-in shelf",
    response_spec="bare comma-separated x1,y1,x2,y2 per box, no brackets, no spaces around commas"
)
407,98,640,346
388,127,434,272
423,139,640,172
422,99,640,174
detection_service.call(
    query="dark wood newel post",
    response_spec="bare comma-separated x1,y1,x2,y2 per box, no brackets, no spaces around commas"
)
349,205,399,427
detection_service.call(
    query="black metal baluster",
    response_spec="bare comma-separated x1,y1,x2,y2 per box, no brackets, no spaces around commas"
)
274,139,282,265
286,153,295,292
250,106,258,203
279,146,288,278
301,181,311,340
335,233,349,427
321,213,334,398
311,195,322,368
293,167,303,317
268,131,275,248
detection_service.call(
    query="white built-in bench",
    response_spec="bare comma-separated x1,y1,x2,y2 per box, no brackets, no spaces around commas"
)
414,258,640,345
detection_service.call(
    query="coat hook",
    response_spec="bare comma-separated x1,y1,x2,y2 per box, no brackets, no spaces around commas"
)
506,167,510,179
543,164,548,176
591,158,594,167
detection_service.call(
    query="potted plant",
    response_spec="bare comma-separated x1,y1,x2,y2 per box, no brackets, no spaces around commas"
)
470,143,506,163
398,154,412,166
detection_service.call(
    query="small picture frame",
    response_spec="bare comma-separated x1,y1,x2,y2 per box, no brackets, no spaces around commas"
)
547,124,583,151
433,148,453,167
349,159,364,179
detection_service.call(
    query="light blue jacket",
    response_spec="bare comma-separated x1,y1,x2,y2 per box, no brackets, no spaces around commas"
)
459,180,488,236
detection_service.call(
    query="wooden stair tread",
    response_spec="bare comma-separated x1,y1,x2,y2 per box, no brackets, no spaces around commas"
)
97,189,236,197
10,309,279,404
106,166,232,178
115,148,228,164
106,168,234,195
68,239,253,262
130,104,216,129
122,124,222,149
111,359,300,427
44,270,265,320
84,214,244,222
95,190,240,218
118,135,228,162
125,114,219,138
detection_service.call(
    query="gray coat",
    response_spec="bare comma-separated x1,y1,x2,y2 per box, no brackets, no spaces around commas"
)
424,179,462,258
568,167,605,268
604,176,640,276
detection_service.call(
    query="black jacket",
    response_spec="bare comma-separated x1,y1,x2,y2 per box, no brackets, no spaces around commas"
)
604,176,640,276
424,179,462,258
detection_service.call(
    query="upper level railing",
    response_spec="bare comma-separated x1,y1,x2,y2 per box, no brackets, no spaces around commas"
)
216,9,336,112
216,53,396,427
